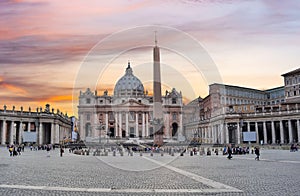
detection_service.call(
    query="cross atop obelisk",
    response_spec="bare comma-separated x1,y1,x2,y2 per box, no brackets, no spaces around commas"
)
153,32,164,146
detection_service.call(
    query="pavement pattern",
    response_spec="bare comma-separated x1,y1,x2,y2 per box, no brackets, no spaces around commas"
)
0,147,299,196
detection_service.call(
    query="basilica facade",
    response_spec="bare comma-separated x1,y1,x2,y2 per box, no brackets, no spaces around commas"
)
78,62,183,142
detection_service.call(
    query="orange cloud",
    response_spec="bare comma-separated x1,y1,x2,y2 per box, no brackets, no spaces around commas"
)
45,95,73,102
0,82,28,95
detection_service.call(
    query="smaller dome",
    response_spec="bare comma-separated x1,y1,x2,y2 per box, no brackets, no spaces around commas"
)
114,62,144,97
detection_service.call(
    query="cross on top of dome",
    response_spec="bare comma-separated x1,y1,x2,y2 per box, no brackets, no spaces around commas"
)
126,60,133,75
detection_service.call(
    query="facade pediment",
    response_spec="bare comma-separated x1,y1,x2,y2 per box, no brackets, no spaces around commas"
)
116,99,148,107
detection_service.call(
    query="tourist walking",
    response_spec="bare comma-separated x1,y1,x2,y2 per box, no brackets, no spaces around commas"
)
255,147,260,161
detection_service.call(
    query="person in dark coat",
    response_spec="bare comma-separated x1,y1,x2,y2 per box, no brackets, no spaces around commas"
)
255,147,260,161
227,144,232,160
60,146,64,157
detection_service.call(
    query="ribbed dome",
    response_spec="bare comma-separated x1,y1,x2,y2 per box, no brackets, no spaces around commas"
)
114,62,144,97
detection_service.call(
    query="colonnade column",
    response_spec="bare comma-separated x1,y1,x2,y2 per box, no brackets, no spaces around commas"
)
288,120,293,143
247,122,250,132
297,120,300,143
211,126,215,143
27,122,31,132
280,121,284,144
255,122,259,144
146,113,149,137
237,122,240,144
208,126,211,144
10,121,14,145
271,121,276,144
135,113,139,137
1,120,6,145
19,121,23,144
51,123,55,144
125,113,129,137
142,113,145,138
220,123,224,144
225,123,229,144
55,124,59,144
263,121,267,144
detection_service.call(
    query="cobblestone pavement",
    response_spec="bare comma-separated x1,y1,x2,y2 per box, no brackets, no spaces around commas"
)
0,147,299,196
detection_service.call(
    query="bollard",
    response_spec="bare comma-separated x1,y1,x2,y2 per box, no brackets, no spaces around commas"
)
140,152,143,156
113,151,116,156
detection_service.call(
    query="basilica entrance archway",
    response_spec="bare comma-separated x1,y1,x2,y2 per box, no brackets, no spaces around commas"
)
172,123,178,137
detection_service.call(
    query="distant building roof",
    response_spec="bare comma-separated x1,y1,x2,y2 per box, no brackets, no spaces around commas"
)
281,68,300,77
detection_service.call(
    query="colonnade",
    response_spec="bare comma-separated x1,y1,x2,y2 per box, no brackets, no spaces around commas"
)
0,119,71,145
188,118,300,145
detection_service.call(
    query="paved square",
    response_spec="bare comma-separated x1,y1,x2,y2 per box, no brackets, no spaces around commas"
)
0,147,299,195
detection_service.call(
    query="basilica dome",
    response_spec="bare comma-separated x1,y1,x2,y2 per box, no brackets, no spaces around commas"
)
114,62,144,97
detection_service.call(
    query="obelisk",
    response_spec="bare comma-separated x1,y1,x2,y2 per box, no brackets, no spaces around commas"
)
153,32,164,146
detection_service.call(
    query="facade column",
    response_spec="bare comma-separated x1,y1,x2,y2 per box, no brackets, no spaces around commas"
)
51,123,55,144
105,113,108,138
135,113,139,137
179,112,183,137
119,113,122,138
39,122,43,144
255,122,259,144
146,113,149,137
271,121,276,144
165,113,170,138
225,123,229,144
28,122,31,132
297,120,300,143
237,122,241,144
288,120,293,144
142,113,145,138
1,120,6,145
280,121,284,144
115,113,118,137
125,112,129,137
263,121,267,144
10,121,14,145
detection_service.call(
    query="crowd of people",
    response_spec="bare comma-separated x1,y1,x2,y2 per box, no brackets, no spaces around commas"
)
6,143,65,157
7,144,24,156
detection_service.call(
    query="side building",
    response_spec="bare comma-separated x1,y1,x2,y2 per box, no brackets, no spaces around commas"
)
184,67,300,145
0,104,72,145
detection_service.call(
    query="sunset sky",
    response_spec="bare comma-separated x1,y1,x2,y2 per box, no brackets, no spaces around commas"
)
1,0,300,116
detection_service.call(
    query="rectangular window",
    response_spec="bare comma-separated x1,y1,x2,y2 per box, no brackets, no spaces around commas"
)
86,114,90,121
86,98,91,104
172,113,177,120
